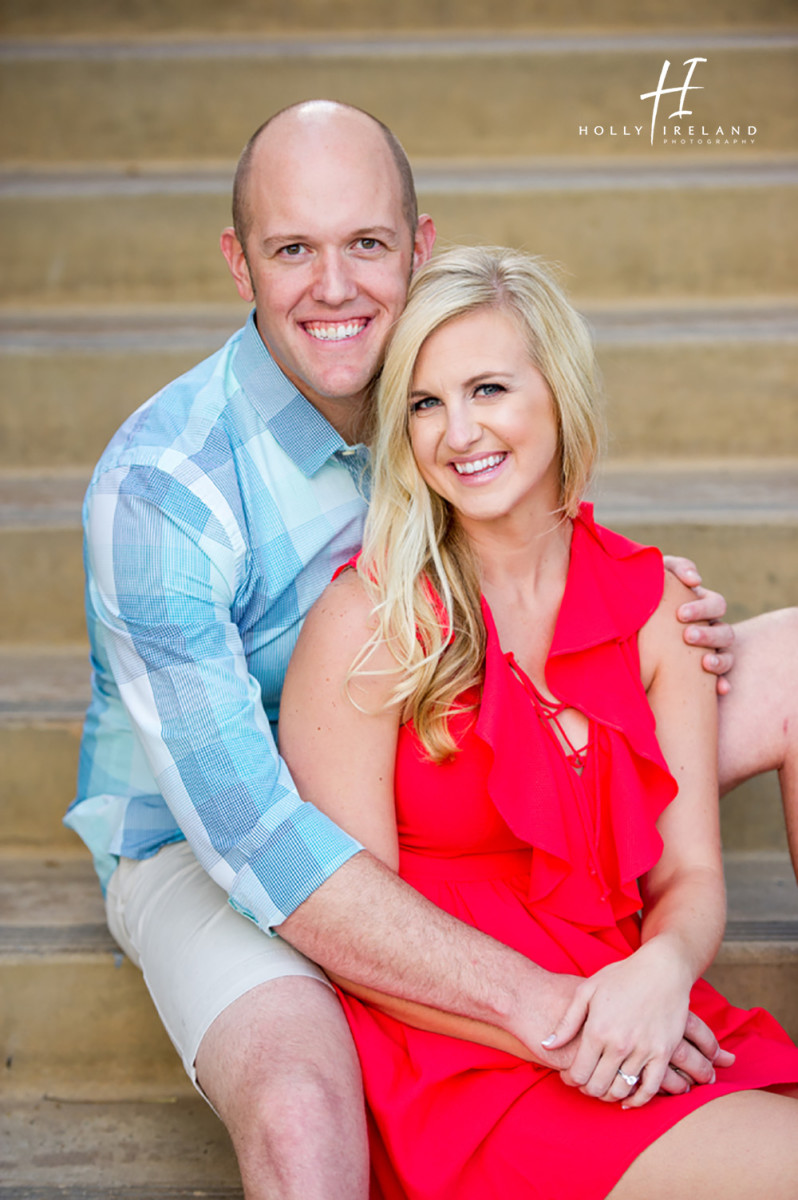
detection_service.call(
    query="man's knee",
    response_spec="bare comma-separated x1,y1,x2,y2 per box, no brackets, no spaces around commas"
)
196,976,364,1130
197,978,368,1198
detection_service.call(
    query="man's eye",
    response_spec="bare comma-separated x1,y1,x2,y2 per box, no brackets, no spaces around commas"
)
357,238,381,251
280,244,306,257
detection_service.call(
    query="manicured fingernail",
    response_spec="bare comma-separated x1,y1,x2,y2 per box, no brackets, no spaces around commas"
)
541,1034,556,1047
685,623,699,640
707,655,719,668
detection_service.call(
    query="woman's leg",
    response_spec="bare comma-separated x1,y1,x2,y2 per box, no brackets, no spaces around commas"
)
608,1089,798,1200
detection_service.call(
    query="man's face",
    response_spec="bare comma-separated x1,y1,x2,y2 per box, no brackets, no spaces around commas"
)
222,115,435,435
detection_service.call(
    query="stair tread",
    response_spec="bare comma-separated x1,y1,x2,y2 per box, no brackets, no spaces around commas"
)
3,30,797,56
0,1097,241,1194
1,854,796,955
2,0,796,39
0,464,795,534
1,302,795,348
2,159,797,195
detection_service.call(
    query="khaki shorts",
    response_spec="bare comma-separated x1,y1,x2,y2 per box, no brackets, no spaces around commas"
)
105,840,332,1088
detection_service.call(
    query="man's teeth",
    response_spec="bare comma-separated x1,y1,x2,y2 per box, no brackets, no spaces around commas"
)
454,454,505,475
305,321,366,341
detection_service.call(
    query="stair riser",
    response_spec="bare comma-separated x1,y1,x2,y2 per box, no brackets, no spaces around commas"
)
0,348,212,470
0,726,788,858
2,958,190,1099
705,952,798,1039
602,340,798,459
2,337,795,469
604,522,798,625
1,723,85,851
1,45,795,163
3,0,796,38
3,952,795,1100
2,184,796,306
3,757,792,882
0,521,794,649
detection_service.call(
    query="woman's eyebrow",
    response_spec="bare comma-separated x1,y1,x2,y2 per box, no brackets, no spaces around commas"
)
409,370,513,398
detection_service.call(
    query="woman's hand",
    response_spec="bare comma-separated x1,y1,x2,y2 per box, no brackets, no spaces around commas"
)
541,939,700,1107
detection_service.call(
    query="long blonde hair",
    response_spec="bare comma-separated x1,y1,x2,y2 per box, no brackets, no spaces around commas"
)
353,246,603,760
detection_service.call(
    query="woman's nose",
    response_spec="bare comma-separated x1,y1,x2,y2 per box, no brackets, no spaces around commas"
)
445,404,481,452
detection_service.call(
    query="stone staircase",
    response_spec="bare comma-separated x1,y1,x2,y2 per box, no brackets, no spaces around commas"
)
1,2,797,1195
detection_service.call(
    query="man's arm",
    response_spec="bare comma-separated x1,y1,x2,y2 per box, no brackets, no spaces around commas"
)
85,464,362,930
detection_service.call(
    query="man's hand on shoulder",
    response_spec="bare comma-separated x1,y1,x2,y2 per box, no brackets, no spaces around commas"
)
662,555,734,695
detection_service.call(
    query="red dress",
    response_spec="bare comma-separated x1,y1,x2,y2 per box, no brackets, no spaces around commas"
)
337,506,798,1199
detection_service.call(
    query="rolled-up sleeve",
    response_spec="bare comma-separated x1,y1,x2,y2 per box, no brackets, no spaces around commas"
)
84,461,362,931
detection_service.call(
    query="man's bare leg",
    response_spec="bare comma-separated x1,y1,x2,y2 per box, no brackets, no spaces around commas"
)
196,976,369,1200
717,607,798,873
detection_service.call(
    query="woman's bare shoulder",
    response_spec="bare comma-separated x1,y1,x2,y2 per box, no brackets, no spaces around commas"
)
639,567,705,688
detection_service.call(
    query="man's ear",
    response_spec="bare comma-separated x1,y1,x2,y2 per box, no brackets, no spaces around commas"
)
220,227,255,303
412,214,437,273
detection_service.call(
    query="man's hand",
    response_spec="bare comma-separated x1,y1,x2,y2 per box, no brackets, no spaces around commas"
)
662,555,735,694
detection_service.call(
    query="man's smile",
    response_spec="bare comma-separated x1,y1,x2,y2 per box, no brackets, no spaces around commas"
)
303,319,370,342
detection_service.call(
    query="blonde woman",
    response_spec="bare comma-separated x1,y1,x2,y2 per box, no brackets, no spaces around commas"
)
279,247,798,1199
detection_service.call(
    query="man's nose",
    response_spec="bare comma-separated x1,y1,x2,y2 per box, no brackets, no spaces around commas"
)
310,251,358,306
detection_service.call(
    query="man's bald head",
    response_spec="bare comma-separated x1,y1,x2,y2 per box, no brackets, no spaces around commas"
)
231,100,419,250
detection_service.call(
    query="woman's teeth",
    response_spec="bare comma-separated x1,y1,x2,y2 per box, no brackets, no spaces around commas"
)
453,454,505,475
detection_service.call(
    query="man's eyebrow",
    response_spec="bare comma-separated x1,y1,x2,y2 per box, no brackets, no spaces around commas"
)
261,226,401,252
351,226,401,242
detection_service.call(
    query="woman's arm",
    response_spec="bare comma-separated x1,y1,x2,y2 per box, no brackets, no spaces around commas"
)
543,570,730,1106
278,568,586,1064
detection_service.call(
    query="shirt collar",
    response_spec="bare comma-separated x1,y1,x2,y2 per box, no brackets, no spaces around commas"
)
233,311,365,477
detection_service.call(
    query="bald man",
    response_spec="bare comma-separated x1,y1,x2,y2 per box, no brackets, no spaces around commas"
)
67,102,797,1199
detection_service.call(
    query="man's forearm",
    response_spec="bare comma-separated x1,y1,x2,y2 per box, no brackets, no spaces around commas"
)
279,850,578,1067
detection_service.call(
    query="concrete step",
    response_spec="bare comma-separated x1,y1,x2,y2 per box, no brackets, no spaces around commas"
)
2,464,794,647
1,1097,242,1197
2,0,796,39
0,33,795,164
1,162,796,306
2,306,794,469
1,852,796,1107
0,646,88,854
0,610,791,862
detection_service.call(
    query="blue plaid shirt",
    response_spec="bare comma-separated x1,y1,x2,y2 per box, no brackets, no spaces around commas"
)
66,314,368,931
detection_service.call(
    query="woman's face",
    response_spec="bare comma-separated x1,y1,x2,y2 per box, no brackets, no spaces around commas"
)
408,307,561,531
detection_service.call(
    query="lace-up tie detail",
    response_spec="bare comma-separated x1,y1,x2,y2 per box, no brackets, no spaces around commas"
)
505,652,589,773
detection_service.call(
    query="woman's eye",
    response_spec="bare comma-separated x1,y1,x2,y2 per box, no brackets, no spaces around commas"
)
410,396,441,414
475,382,504,397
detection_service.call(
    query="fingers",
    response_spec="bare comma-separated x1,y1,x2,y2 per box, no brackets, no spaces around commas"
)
662,554,702,588
667,1036,716,1087
541,992,589,1052
682,1012,736,1071
678,585,729,627
618,1061,667,1109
